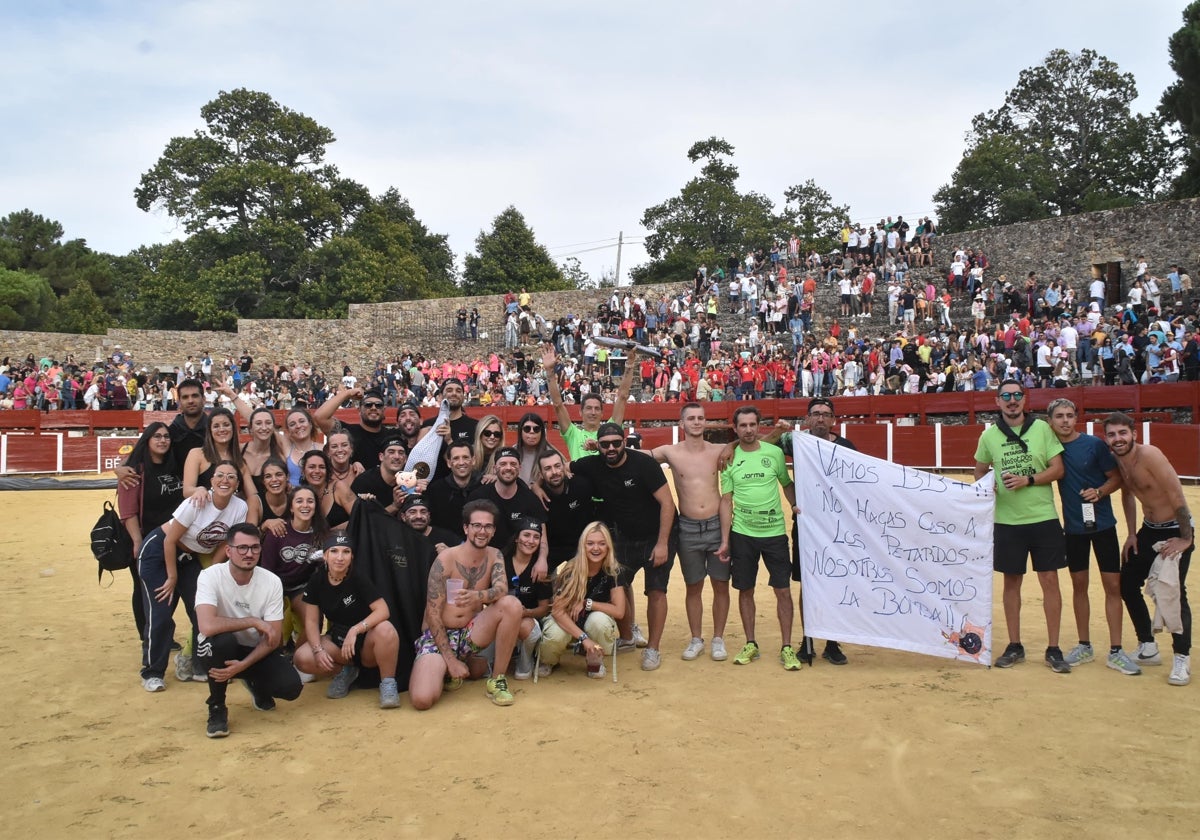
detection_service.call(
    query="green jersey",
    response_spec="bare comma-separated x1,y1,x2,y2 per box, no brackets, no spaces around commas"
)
974,418,1062,526
561,423,597,463
721,443,792,537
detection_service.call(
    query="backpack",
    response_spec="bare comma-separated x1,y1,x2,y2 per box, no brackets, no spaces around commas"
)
90,500,133,582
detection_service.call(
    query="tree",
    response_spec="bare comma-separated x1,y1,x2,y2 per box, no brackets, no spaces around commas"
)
0,268,55,330
779,180,850,253
559,256,591,289
1161,1,1200,197
47,278,111,334
460,206,569,296
636,137,778,284
934,49,1172,230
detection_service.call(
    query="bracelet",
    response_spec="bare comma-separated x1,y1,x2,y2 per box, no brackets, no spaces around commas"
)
361,621,368,633
312,644,322,654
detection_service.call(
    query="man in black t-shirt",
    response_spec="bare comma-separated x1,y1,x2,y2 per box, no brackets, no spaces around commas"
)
468,448,548,577
537,449,597,565
350,437,409,516
400,494,461,556
570,423,676,671
426,441,481,534
419,378,477,481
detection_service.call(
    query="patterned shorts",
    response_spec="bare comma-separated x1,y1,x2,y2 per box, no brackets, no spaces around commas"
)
414,621,483,660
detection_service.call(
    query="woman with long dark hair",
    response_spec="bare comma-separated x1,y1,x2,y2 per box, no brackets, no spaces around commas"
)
513,412,551,486
182,407,260,522
299,449,357,530
502,517,552,679
118,421,183,643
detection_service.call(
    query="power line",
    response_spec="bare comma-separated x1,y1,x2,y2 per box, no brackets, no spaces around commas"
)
547,236,621,252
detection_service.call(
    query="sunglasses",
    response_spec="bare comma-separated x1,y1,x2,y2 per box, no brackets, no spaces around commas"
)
522,425,543,433
598,439,623,449
999,391,1025,402
362,401,384,408
481,429,503,439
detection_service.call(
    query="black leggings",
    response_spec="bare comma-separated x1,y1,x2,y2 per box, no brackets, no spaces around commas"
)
195,633,302,706
1121,522,1192,655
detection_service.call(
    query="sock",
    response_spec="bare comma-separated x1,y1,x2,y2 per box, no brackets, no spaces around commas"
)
1079,640,1091,648
1110,646,1121,655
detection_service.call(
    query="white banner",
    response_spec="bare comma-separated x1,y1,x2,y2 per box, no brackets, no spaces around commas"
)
793,432,995,666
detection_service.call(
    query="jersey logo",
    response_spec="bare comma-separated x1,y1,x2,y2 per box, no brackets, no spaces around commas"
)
624,479,635,487
342,594,356,607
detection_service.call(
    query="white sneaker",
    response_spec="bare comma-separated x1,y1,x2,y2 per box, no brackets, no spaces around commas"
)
1135,641,1163,666
1168,654,1191,686
296,666,315,684
711,637,728,661
682,637,705,661
631,624,649,648
641,648,662,671
142,676,165,693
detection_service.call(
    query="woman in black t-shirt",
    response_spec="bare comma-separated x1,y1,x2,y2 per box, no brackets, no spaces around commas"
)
118,421,183,642
502,517,552,680
294,534,402,708
538,522,626,678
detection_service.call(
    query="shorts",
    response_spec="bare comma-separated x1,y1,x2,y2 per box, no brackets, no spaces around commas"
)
729,531,791,591
676,515,728,585
993,520,1066,574
613,530,676,594
329,628,368,663
414,620,483,660
1065,526,1120,574
840,294,852,305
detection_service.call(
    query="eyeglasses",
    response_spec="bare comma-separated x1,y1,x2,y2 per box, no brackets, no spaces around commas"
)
229,544,262,555
362,401,384,408
808,410,834,418
522,425,543,433
467,522,496,532
481,430,503,439
150,432,171,440
598,439,623,449
999,391,1025,402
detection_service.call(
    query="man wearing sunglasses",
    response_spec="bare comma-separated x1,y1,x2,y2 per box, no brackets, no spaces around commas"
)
571,423,677,670
315,385,399,471
542,342,636,461
974,382,1069,673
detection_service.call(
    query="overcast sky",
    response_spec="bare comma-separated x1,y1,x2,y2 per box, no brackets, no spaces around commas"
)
1,1,1188,286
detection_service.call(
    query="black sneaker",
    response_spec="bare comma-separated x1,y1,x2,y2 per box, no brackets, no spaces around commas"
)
798,636,815,666
241,678,276,711
1044,647,1072,674
206,704,229,738
822,641,849,666
994,642,1025,668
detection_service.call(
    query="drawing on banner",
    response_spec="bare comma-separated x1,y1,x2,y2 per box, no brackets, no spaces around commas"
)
794,431,995,665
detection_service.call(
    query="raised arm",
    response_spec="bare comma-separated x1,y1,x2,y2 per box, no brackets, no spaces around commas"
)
541,342,572,433
314,386,360,435
610,354,638,425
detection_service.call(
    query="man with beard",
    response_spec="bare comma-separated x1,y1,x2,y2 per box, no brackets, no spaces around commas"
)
1104,412,1194,686
350,437,410,516
468,448,548,577
400,494,461,556
537,448,597,565
426,441,481,535
974,381,1070,673
418,378,477,480
115,378,208,487
314,386,397,471
571,423,676,671
396,399,424,452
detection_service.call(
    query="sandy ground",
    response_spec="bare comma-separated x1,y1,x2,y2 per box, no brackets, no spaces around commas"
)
3,481,1198,839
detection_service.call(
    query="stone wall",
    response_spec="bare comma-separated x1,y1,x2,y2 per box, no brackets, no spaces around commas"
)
934,198,1200,298
0,281,685,376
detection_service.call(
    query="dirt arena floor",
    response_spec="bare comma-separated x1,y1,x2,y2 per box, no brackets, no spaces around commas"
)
3,479,1197,838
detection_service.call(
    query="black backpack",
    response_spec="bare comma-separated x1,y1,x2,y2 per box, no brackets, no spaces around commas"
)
90,500,133,582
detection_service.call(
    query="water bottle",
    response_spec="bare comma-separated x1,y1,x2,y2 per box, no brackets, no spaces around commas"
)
1082,502,1096,532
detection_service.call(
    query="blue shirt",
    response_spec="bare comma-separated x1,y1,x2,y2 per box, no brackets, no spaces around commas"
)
1057,434,1117,534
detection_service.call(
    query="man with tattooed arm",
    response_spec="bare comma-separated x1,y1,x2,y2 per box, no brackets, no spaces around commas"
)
407,500,525,709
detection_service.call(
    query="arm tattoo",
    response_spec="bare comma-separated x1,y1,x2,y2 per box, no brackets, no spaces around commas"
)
1177,506,1193,541
485,552,507,603
425,559,451,655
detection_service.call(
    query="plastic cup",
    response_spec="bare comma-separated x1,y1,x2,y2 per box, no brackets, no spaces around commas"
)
446,578,464,603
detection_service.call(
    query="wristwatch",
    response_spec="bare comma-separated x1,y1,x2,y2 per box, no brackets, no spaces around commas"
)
1028,475,1035,486
585,598,594,611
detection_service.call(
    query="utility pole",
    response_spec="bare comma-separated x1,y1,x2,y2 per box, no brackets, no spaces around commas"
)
614,230,623,287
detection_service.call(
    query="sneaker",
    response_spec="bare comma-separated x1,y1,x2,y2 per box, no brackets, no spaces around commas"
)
141,676,166,693
486,675,514,706
798,636,815,666
733,641,760,665
1135,641,1162,666
206,704,229,739
641,648,662,671
191,668,208,683
780,645,802,671
1064,643,1094,666
682,637,705,661
327,664,360,699
443,674,465,691
240,678,275,711
711,637,728,661
514,640,535,681
1107,648,1142,676
822,641,848,666
296,666,315,684
1168,654,1191,686
536,663,554,678
631,624,649,648
1045,648,1072,674
586,662,607,679
173,653,194,682
994,642,1025,668
379,677,401,708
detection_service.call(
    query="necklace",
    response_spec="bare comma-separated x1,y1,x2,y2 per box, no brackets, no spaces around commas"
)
331,466,351,483
328,573,346,585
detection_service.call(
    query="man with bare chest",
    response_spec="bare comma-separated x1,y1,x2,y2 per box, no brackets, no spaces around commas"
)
653,403,730,661
1104,412,1194,686
408,500,525,708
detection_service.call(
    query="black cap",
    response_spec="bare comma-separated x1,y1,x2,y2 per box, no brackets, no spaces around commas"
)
382,436,407,452
400,494,429,513
362,388,384,402
515,516,543,533
398,400,421,414
597,422,624,440
323,532,353,551
495,446,521,463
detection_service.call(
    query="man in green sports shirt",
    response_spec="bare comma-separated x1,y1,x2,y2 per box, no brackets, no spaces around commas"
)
717,405,803,671
542,342,636,461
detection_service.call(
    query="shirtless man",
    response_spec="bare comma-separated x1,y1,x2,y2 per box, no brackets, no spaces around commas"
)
1104,412,1194,686
407,500,525,708
652,403,729,661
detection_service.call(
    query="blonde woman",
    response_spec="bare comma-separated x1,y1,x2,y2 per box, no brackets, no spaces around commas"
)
538,522,626,678
471,414,505,482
